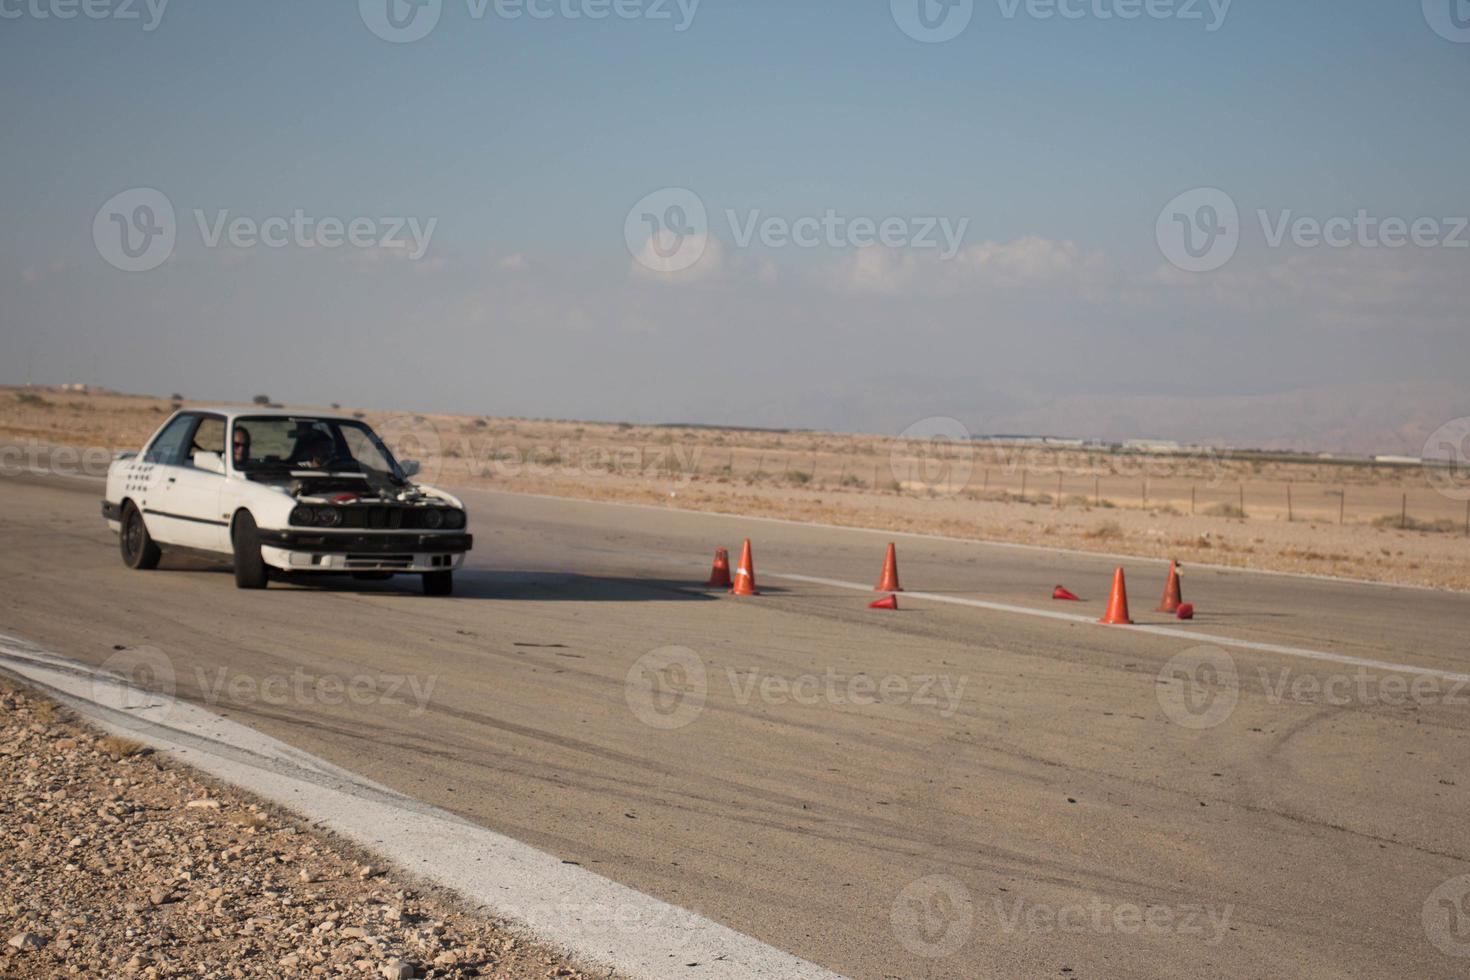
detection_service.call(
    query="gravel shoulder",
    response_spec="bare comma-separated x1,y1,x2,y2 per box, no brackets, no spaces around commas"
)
0,678,601,979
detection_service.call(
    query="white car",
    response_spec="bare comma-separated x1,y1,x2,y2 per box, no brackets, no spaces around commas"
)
102,408,471,594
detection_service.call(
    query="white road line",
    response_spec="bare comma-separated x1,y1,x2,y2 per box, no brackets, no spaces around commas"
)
5,451,1455,595
468,487,1457,595
766,572,1470,684
0,635,848,980
10,461,1463,683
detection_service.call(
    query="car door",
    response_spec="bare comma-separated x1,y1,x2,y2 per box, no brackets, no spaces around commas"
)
132,413,198,546
165,414,230,553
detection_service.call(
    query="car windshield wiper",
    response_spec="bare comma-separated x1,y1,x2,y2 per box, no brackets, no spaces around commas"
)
360,460,405,493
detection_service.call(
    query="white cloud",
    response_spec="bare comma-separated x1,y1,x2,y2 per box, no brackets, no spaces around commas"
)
950,235,1103,284
629,230,724,281
12,227,1465,453
832,245,918,294
820,235,1114,297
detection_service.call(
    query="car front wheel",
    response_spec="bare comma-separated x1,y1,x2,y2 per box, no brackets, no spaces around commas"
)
232,511,270,590
120,502,162,570
422,570,453,596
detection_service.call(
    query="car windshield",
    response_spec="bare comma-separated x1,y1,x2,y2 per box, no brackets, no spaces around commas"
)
231,417,404,482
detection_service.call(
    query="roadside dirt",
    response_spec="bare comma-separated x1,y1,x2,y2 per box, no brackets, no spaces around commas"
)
0,678,601,979
3,386,1467,590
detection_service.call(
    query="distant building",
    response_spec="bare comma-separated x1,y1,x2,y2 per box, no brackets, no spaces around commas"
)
1121,439,1182,453
974,434,1051,447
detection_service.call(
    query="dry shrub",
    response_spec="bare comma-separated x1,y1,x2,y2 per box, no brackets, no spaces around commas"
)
1372,514,1456,533
31,699,61,724
229,809,270,829
98,735,147,758
15,391,52,409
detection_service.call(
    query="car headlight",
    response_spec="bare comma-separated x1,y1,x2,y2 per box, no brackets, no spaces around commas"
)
422,508,445,530
314,507,341,527
443,509,465,530
290,505,315,526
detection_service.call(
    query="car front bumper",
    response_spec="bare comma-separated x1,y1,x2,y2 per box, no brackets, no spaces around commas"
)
258,530,472,574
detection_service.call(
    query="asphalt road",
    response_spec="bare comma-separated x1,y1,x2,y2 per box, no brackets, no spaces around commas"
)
2,466,1469,978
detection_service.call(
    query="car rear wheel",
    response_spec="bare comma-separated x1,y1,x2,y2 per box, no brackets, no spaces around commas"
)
422,570,453,596
232,512,270,590
120,502,161,570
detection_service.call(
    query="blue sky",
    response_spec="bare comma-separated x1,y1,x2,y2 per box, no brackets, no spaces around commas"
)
2,0,1468,450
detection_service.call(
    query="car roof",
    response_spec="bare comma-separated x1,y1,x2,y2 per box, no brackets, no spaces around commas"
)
183,407,360,423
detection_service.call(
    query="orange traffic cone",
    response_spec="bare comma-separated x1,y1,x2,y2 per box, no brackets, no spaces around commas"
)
730,539,759,596
1157,560,1183,613
875,542,903,592
1099,567,1134,625
1053,585,1080,601
869,594,898,610
707,548,732,588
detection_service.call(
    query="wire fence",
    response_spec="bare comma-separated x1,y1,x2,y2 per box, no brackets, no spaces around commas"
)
663,447,1470,535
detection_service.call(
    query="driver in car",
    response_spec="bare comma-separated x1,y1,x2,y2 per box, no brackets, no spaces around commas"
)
232,426,252,468
294,430,335,469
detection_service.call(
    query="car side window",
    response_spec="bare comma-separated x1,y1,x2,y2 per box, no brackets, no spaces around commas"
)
144,415,197,465
190,417,226,465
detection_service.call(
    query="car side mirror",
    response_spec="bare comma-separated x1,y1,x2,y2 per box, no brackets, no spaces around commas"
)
193,451,226,475
400,459,421,479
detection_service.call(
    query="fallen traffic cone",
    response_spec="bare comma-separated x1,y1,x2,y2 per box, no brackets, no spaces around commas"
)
869,594,898,610
1099,567,1134,625
1176,603,1195,621
1053,585,1080,601
730,539,759,596
875,542,903,592
706,547,732,588
1156,560,1183,613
